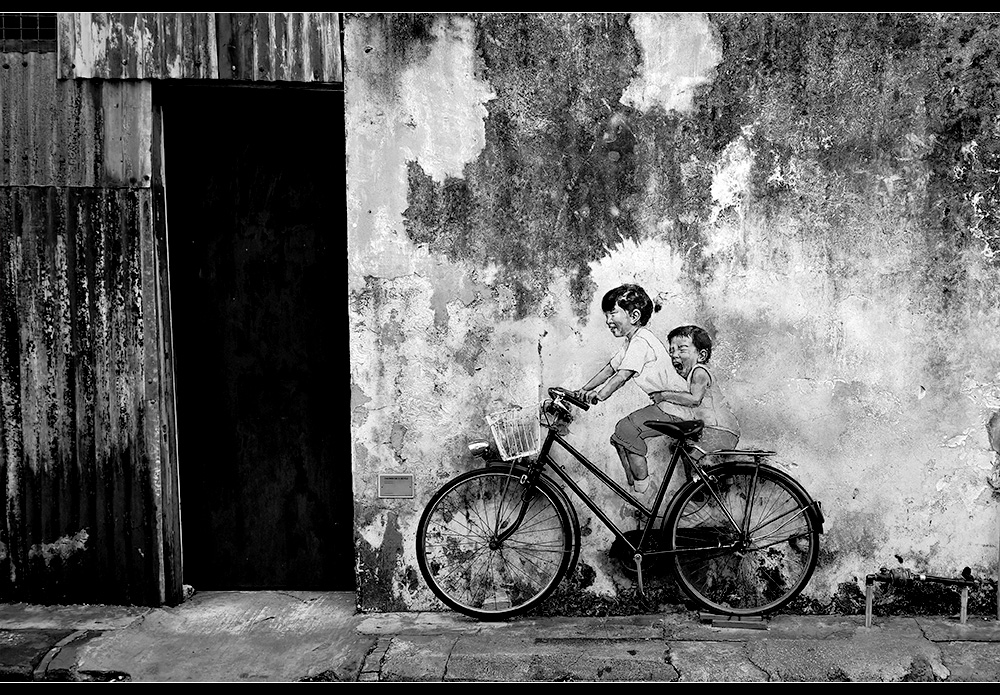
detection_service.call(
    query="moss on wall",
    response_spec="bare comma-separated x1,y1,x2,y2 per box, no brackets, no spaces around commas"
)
402,14,650,321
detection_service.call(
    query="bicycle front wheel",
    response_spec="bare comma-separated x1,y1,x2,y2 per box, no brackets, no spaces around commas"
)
663,463,820,616
416,468,575,621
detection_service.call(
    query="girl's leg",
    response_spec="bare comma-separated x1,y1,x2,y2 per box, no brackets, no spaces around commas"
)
611,415,649,487
625,450,649,490
611,404,671,490
611,440,635,485
613,443,635,486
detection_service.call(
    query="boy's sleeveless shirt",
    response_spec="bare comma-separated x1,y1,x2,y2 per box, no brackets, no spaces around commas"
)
686,364,740,437
609,327,686,396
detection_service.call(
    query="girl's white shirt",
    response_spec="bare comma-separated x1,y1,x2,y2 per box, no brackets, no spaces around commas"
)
609,326,686,413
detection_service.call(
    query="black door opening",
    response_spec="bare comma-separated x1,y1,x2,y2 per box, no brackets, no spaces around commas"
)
161,85,353,590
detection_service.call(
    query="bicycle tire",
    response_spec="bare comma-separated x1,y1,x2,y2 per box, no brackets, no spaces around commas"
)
416,468,576,620
663,462,821,616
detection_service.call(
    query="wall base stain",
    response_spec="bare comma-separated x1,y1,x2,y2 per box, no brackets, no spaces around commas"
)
355,513,409,612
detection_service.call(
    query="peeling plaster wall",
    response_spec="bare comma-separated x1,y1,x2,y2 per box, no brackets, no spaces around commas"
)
347,12,1000,611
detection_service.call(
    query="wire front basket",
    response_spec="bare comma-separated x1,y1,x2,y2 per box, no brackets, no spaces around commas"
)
486,405,541,461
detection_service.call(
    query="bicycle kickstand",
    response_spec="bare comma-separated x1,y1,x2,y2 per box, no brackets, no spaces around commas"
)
634,553,645,596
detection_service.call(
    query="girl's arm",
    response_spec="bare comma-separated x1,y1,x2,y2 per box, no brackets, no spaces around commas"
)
591,368,635,403
576,363,615,403
652,368,709,406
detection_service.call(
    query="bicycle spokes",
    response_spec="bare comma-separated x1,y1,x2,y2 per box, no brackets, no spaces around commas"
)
666,465,820,615
417,470,574,619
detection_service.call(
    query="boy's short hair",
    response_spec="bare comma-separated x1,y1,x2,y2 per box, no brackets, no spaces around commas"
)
601,284,658,326
668,324,713,362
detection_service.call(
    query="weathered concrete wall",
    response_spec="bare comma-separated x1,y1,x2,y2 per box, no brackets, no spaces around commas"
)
346,12,1000,611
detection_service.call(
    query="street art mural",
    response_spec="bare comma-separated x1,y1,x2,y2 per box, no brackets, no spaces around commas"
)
346,13,1000,613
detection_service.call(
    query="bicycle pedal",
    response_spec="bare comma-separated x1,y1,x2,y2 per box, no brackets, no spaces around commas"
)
618,502,643,521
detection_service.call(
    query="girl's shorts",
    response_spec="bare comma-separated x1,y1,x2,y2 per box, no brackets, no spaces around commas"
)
609,404,681,456
610,405,739,459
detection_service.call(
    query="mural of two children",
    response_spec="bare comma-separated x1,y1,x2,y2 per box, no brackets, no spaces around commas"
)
573,284,741,501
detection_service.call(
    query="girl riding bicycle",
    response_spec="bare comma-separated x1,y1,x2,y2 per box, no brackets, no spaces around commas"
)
573,284,687,495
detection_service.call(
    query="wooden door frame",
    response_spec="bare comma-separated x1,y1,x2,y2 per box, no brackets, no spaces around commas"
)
150,81,347,597
150,90,184,605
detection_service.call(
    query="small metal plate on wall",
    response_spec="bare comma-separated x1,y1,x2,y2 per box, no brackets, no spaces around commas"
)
378,474,414,499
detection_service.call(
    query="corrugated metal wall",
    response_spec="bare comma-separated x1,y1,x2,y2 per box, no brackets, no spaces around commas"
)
58,12,343,83
0,186,171,605
0,49,176,604
1,52,152,187
1,11,344,606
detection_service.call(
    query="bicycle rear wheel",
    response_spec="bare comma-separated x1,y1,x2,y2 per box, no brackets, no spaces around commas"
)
663,463,820,616
416,468,575,621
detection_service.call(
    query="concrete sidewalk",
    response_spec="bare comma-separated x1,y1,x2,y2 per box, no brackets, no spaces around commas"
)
3,590,1000,682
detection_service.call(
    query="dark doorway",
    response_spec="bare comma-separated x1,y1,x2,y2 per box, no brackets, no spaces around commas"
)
161,85,352,590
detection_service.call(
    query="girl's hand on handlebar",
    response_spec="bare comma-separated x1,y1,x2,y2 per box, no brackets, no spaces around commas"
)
549,387,591,411
580,389,600,405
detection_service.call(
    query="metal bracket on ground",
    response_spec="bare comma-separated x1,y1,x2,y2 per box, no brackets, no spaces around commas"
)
698,612,768,630
864,566,977,628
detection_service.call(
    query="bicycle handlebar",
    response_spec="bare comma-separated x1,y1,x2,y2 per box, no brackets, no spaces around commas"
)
548,386,590,411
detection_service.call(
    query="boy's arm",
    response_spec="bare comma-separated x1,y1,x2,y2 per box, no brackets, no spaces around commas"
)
651,369,709,406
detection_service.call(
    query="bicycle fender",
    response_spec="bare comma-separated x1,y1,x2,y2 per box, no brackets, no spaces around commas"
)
665,462,825,534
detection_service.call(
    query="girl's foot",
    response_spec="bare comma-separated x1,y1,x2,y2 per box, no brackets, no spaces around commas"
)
621,477,656,521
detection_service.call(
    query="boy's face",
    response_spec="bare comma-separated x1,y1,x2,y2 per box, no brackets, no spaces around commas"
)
604,304,639,338
669,335,704,377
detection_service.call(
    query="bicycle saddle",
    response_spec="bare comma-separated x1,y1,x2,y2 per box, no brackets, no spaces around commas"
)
643,419,704,440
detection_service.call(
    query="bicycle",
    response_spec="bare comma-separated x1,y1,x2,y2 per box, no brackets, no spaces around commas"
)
416,387,825,621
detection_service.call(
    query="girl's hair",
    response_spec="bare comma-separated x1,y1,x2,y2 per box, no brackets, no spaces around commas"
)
667,324,713,362
601,284,659,326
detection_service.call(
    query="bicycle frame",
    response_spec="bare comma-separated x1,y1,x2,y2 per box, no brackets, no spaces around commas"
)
492,421,701,578
492,404,816,596
412,388,828,620
535,425,677,555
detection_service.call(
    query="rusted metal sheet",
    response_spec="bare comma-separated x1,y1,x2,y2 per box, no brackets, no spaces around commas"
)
0,52,153,188
58,12,343,83
59,12,218,80
0,186,174,605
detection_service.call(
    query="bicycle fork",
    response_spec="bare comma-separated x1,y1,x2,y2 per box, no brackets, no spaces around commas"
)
492,463,543,545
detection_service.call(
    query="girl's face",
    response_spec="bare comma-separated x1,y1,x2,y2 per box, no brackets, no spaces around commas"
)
669,335,706,377
605,304,640,338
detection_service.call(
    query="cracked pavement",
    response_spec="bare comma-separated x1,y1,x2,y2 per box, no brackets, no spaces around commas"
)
5,592,1000,682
